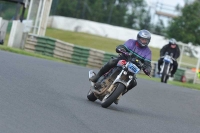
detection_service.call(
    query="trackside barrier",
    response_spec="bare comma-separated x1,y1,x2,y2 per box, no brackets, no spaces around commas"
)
174,68,185,82
24,34,167,77
24,34,114,68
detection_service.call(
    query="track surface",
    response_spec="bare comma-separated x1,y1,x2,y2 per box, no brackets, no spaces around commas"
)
0,50,199,133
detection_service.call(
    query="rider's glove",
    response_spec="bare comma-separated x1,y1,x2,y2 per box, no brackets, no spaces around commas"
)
143,69,150,76
118,48,129,56
118,48,126,52
143,66,151,76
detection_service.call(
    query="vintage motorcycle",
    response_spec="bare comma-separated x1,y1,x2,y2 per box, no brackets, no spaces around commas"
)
159,53,175,83
87,52,148,108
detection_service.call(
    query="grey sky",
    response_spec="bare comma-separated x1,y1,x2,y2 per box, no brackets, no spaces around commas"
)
146,0,185,6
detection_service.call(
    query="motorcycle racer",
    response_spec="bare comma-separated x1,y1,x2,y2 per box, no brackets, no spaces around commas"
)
157,38,180,77
89,29,152,103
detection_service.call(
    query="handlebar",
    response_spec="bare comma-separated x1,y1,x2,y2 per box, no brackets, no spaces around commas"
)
118,48,129,56
118,49,144,69
118,48,151,77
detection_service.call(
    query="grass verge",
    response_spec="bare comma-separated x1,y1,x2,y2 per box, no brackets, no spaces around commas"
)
137,74,200,90
0,45,66,63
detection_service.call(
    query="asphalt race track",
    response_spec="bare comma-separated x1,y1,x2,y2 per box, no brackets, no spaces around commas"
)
0,50,199,133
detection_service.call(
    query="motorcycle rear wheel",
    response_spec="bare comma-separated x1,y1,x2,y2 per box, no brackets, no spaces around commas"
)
87,89,97,101
101,83,125,108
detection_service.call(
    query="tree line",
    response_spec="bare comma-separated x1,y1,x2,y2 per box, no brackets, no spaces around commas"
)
50,0,163,34
50,0,200,46
166,0,200,46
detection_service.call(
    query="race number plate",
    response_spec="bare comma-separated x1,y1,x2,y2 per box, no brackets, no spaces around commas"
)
164,55,171,63
128,63,140,74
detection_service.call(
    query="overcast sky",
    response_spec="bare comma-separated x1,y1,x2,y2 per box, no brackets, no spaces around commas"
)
145,0,186,26
146,0,185,6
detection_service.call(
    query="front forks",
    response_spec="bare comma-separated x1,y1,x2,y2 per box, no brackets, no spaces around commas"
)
107,69,132,93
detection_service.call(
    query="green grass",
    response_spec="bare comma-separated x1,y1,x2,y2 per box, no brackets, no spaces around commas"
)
137,74,200,90
2,28,200,90
46,28,124,53
178,55,198,68
4,34,9,46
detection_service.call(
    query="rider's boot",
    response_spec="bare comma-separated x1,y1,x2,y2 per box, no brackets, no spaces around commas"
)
157,60,162,74
114,99,119,104
170,68,176,78
114,95,121,104
122,79,137,95
114,80,137,104
89,63,111,83
89,73,101,83
170,73,174,77
157,71,160,75
157,68,161,74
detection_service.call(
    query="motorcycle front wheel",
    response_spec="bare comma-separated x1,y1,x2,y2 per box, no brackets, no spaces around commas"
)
101,83,125,108
161,64,169,83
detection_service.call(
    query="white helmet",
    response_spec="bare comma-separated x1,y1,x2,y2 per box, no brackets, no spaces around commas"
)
169,38,177,45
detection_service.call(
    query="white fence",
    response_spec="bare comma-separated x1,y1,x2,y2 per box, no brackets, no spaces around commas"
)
0,18,8,42
47,16,200,58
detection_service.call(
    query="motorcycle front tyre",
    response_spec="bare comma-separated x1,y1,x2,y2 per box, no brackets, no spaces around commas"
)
161,64,169,83
101,83,125,108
